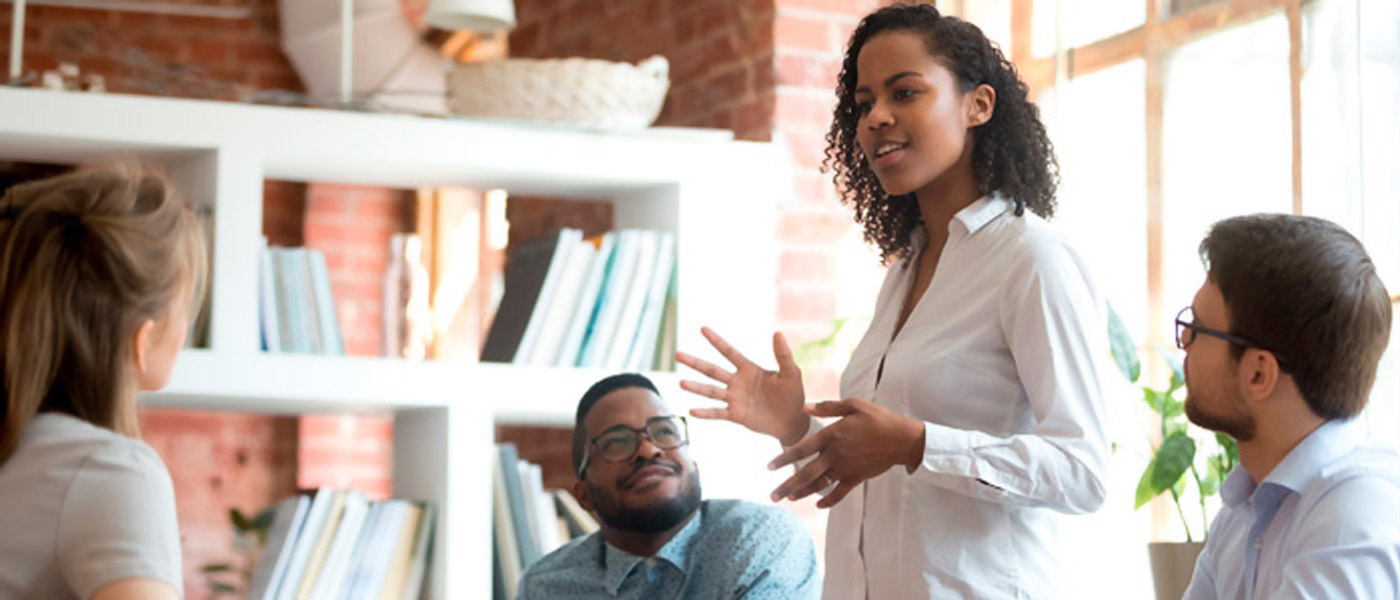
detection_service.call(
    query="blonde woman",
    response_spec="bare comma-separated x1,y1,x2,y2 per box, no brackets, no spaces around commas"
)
0,168,206,600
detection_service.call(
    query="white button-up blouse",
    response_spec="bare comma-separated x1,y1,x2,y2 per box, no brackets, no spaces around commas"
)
817,195,1111,599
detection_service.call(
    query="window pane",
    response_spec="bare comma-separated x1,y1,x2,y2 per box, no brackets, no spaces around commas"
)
1302,0,1400,448
1032,0,1145,58
1161,14,1292,327
1040,59,1155,600
964,0,1015,59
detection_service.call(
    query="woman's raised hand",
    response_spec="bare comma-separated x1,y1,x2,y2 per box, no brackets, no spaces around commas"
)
675,327,810,446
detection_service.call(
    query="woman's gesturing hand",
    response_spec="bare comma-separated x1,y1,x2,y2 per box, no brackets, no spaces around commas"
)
767,398,926,509
675,327,810,446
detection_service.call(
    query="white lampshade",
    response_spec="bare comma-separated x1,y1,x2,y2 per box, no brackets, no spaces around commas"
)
423,0,516,32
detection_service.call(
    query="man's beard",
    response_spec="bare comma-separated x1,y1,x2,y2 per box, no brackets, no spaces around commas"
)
589,465,702,535
1184,379,1256,442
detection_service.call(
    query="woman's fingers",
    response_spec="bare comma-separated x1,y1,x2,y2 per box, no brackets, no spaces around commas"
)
768,428,825,470
689,407,732,421
770,454,831,502
772,331,800,375
674,352,733,384
817,479,859,509
700,326,752,368
678,380,730,402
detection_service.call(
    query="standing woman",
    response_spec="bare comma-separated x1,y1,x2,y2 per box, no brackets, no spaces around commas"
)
677,3,1110,598
0,168,206,600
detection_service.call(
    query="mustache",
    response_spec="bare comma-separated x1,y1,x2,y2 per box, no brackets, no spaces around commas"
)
620,457,682,488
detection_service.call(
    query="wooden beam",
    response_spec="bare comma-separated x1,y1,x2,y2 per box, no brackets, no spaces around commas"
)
1010,0,1033,67
1287,0,1303,214
1022,0,1290,84
1145,0,1166,352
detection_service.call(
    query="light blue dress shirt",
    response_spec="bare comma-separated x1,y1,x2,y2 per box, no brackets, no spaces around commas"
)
517,499,819,600
1184,419,1400,600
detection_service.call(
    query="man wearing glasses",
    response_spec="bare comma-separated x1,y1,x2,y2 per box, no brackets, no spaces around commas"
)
517,373,819,599
1181,214,1400,600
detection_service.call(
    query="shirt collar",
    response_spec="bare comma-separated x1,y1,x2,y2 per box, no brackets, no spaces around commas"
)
600,506,705,595
905,193,1011,262
1219,418,1364,508
952,193,1012,235
1262,418,1364,493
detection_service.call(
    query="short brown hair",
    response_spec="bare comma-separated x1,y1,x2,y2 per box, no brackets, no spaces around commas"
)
1,167,207,462
1200,214,1391,420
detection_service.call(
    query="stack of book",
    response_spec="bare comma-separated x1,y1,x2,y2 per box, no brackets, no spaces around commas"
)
245,488,435,600
481,228,677,371
258,238,346,355
493,443,600,599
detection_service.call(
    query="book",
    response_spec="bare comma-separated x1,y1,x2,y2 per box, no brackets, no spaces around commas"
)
492,453,522,599
258,238,282,352
651,269,678,371
398,502,436,600
336,501,384,600
306,249,345,355
308,490,369,599
625,232,676,371
246,495,309,600
292,490,348,600
512,228,583,364
527,464,562,554
577,230,641,368
349,501,410,600
552,489,599,538
555,233,616,367
274,488,337,600
377,503,422,600
525,238,597,366
602,230,659,369
296,248,324,354
480,231,568,363
497,444,540,568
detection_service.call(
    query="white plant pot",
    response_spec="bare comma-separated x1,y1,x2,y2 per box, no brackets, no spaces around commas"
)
1148,541,1206,600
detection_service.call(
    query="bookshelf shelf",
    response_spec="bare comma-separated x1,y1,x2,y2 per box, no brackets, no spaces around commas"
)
0,86,784,599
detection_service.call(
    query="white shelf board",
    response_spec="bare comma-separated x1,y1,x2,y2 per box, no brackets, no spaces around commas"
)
142,350,457,414
142,350,683,425
0,88,769,197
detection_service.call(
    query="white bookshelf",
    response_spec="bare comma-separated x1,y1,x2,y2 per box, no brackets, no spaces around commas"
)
0,87,787,598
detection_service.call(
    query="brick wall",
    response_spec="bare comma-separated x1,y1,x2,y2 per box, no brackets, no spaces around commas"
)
0,0,300,97
297,182,414,501
510,0,776,141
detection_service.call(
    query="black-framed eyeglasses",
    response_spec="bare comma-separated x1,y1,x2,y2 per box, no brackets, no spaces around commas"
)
576,415,689,479
1174,306,1287,368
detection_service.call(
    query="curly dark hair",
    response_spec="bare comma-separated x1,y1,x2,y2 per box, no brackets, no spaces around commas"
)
822,3,1059,262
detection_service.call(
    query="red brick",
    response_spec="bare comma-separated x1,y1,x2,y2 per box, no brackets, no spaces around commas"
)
778,286,837,322
780,249,837,282
776,53,842,89
776,0,880,16
778,210,852,244
188,40,232,65
775,13,833,53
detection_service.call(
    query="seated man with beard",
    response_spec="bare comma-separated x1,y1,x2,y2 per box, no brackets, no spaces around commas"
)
1181,214,1400,599
517,373,819,599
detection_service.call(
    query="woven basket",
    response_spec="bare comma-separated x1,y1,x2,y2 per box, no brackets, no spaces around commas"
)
446,55,669,130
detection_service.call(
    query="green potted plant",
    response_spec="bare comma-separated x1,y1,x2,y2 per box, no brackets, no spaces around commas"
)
1108,306,1238,600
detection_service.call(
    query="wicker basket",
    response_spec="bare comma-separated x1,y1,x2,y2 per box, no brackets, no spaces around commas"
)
445,55,669,130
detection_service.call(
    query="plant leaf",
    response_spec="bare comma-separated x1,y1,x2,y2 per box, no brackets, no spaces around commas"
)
1151,432,1196,493
1108,303,1141,383
1135,456,1158,509
200,563,233,574
1216,432,1240,468
1142,388,1166,415
1200,456,1223,496
229,508,252,532
1155,345,1186,393
211,581,238,595
1162,394,1185,418
252,507,276,531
